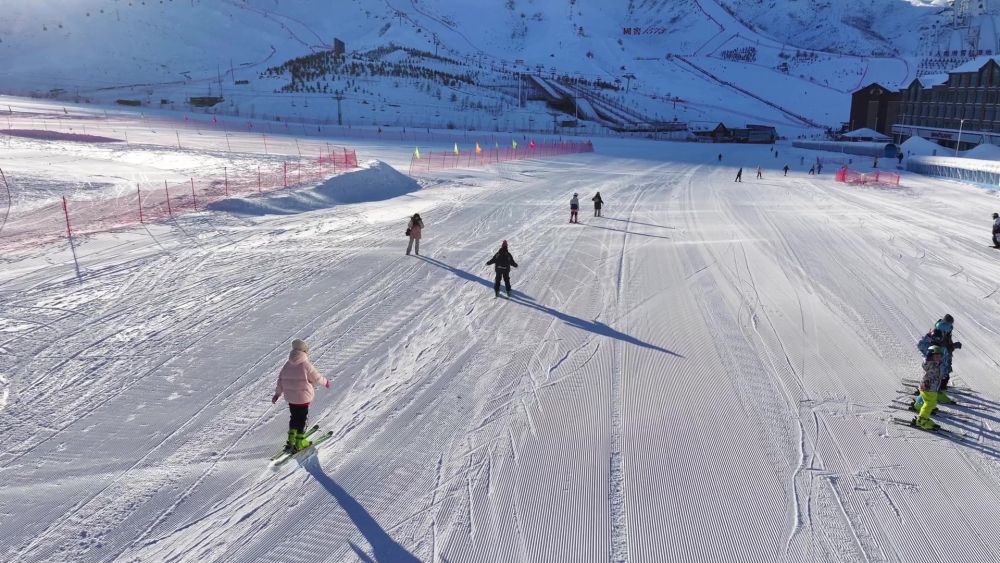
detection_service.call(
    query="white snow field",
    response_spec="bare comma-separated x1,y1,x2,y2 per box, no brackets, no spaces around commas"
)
3,102,1000,563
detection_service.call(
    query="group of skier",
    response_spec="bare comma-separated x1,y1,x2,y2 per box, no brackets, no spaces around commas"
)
268,182,998,454
907,315,962,430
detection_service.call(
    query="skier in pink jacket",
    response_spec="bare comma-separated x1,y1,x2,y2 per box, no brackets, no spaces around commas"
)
271,339,329,452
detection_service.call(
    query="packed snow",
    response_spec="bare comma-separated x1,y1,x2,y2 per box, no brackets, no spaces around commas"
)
3,98,1000,562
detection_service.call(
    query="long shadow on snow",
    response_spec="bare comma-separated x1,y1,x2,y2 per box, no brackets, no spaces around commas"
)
418,256,683,357
582,222,672,240
303,457,419,562
417,255,536,300
601,216,677,230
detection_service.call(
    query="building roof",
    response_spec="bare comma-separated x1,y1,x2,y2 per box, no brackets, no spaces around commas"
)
950,55,1000,73
842,128,891,141
915,73,949,88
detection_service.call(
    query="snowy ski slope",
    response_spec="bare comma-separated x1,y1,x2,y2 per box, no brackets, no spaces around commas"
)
2,100,1000,562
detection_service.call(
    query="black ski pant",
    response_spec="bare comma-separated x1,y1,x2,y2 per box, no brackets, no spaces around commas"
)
594,206,602,217
993,229,999,247
288,403,309,433
494,270,511,295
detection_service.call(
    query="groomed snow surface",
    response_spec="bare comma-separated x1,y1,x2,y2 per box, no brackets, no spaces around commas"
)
3,103,1000,563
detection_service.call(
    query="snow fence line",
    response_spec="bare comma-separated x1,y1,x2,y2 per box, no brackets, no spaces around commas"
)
0,148,359,252
834,166,901,187
407,140,594,175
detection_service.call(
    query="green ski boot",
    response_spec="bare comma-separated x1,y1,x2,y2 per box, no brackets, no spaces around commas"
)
284,430,297,454
293,430,313,451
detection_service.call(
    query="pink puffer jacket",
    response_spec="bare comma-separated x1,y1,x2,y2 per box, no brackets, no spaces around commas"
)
274,350,328,405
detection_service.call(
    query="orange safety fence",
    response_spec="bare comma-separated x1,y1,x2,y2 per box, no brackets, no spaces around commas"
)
834,166,901,186
408,140,594,175
0,148,358,252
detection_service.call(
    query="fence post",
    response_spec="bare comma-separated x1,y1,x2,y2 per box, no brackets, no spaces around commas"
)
319,152,323,178
165,180,173,217
62,196,72,239
190,178,196,208
137,184,143,223
224,166,229,196
257,166,262,194
283,162,288,188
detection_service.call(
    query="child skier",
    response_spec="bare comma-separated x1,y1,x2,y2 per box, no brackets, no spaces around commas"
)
271,339,330,453
406,213,423,256
912,346,946,430
782,164,790,176
569,193,580,223
486,240,518,297
592,192,604,217
913,315,961,410
756,165,763,179
734,167,743,182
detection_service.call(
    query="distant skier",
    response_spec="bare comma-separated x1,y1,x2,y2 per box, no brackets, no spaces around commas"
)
897,152,904,165
911,345,946,431
873,158,879,168
592,191,604,217
774,150,779,158
817,163,823,174
717,153,723,162
993,212,1000,247
808,165,815,175
405,213,423,256
800,156,805,166
272,339,330,453
569,193,580,223
734,167,743,182
756,165,763,179
782,164,790,176
486,240,518,298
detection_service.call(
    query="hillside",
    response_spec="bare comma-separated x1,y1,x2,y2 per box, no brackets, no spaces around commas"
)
0,0,980,136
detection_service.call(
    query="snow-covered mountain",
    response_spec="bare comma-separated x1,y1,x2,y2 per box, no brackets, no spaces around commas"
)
0,1,994,134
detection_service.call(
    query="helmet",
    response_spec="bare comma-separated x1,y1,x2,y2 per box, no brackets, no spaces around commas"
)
573,192,578,196
501,239,508,248
927,345,945,356
935,320,953,334
943,314,954,324
994,212,999,219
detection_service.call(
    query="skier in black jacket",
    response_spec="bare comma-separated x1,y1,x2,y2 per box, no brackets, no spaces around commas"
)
486,240,518,297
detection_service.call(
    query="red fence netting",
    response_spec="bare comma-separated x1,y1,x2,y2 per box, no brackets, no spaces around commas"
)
408,140,594,175
0,148,359,252
834,167,901,186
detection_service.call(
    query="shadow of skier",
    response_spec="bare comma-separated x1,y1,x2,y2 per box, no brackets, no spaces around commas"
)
303,458,419,562
417,256,683,357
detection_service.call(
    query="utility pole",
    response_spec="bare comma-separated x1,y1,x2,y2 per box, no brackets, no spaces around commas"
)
333,91,344,126
623,72,636,95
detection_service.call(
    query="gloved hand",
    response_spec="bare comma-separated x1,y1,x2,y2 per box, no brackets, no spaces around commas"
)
325,380,331,388
271,393,280,404
954,341,962,350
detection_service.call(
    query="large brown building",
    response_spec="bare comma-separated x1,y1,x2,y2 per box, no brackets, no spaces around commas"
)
849,83,900,136
893,56,1000,150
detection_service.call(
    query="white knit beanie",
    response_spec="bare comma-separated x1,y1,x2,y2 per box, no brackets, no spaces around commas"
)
291,339,309,353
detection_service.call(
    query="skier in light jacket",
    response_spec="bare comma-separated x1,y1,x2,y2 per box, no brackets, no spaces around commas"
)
406,213,423,256
569,193,580,223
272,339,329,452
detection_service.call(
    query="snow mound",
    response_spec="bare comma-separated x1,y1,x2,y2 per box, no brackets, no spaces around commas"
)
901,136,944,157
962,143,1000,161
208,160,418,216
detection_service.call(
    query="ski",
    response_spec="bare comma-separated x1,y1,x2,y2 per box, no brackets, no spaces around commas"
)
269,424,320,461
888,400,975,421
891,418,971,442
273,431,334,467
